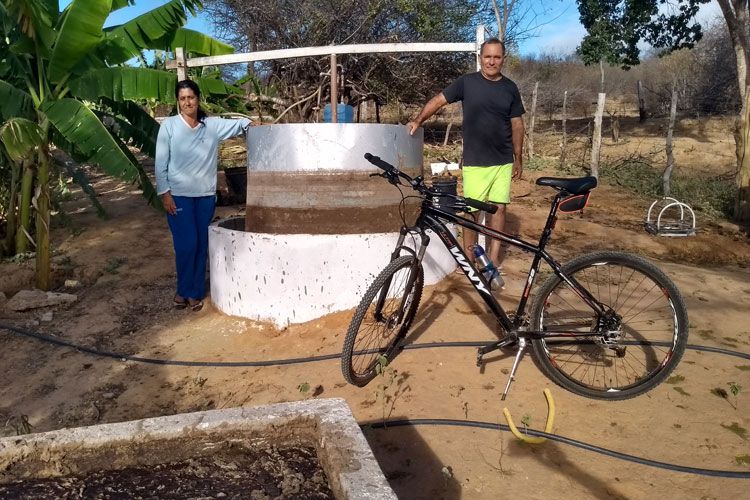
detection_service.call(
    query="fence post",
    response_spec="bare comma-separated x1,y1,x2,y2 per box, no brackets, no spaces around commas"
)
560,90,568,168
176,47,187,81
663,81,678,196
637,80,647,122
590,93,606,178
528,81,538,159
476,25,484,71
330,53,338,123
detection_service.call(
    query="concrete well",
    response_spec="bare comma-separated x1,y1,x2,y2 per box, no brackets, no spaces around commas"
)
209,123,456,327
0,398,397,500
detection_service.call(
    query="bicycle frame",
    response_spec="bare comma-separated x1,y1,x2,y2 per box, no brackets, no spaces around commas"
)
391,190,609,342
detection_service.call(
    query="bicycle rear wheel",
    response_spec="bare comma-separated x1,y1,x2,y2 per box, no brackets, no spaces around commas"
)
341,255,424,387
530,251,688,400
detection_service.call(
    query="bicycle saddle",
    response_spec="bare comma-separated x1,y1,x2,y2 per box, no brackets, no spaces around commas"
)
536,176,597,195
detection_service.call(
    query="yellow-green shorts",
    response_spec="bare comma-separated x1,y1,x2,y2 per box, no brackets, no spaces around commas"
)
463,164,512,210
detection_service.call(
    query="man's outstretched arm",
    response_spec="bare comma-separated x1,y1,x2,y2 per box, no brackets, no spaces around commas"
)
406,93,448,135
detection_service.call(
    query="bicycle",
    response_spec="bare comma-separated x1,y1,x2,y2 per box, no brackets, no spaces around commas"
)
340,153,689,400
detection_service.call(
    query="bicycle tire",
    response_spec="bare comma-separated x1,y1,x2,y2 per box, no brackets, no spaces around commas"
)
342,255,424,387
529,251,688,400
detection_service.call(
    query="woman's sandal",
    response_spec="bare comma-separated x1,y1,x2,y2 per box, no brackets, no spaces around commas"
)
173,295,187,310
187,299,203,312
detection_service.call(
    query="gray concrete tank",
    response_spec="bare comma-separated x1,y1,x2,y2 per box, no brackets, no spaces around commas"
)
208,123,456,327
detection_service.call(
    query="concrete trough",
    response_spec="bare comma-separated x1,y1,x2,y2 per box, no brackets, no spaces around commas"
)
0,398,397,500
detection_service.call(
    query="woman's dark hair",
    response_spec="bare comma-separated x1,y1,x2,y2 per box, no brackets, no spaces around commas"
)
175,79,207,123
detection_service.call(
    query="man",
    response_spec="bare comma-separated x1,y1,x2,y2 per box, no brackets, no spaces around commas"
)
406,38,525,271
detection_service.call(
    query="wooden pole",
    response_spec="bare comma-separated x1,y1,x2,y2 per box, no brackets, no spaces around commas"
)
590,93,606,178
560,90,568,168
637,80,647,122
330,54,338,123
528,81,538,159
476,25,485,71
663,81,678,196
176,47,187,81
443,122,453,146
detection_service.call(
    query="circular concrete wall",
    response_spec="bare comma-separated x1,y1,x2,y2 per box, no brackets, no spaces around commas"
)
209,218,457,328
209,123,455,327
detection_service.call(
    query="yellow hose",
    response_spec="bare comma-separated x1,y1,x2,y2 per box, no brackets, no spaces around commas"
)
502,388,556,444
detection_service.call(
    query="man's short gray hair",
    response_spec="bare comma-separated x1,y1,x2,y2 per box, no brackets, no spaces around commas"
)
480,38,506,56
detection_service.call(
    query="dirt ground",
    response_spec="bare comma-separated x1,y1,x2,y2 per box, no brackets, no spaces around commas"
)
1,116,749,500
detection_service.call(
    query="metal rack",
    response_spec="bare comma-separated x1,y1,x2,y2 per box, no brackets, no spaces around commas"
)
643,197,696,237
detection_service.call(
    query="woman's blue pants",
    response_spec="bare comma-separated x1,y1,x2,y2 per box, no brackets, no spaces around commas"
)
166,195,216,300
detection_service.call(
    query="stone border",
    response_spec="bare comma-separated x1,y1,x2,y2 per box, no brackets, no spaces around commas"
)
0,398,396,500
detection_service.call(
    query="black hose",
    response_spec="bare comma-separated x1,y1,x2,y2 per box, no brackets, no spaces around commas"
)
2,322,749,479
365,419,750,479
1,323,749,366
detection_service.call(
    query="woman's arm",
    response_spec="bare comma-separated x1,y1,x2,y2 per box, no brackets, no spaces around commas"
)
212,117,253,141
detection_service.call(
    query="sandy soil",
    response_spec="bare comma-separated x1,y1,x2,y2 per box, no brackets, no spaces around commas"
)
1,117,749,500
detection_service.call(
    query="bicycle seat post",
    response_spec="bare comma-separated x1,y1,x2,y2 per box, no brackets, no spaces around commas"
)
501,337,527,400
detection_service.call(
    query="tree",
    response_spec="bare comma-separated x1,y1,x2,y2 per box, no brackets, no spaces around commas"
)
0,0,235,289
203,0,486,116
576,0,750,223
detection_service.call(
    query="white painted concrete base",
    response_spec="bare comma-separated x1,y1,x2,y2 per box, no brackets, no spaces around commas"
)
209,218,457,328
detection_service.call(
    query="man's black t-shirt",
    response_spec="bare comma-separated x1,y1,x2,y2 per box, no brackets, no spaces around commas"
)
442,72,524,167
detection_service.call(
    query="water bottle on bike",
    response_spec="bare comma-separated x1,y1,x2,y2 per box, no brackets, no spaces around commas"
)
470,244,504,290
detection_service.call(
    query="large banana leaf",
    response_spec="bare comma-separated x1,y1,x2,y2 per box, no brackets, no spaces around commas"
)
41,98,158,207
70,68,242,103
160,28,234,57
101,98,160,151
111,0,135,13
192,76,242,97
48,0,112,83
94,109,157,157
69,67,176,103
0,117,44,161
0,80,34,120
100,0,205,66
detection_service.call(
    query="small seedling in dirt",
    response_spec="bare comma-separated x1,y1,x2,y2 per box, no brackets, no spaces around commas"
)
711,383,742,410
736,455,750,466
103,257,127,274
521,413,532,433
374,354,398,423
297,382,310,395
729,382,742,406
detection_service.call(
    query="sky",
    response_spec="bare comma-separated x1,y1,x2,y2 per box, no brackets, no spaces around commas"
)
62,0,724,58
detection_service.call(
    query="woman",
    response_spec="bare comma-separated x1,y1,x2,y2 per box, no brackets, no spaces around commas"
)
155,80,256,311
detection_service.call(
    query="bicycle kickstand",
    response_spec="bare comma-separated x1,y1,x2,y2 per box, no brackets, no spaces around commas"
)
501,337,527,400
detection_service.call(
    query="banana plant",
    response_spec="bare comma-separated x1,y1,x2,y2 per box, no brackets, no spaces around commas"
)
0,0,236,289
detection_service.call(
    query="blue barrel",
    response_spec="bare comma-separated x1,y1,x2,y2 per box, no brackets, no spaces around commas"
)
324,103,354,123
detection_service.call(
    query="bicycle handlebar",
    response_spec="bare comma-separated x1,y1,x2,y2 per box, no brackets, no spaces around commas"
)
364,153,498,215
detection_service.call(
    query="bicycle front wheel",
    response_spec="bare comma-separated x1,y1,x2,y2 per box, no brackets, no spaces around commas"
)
341,255,424,387
530,251,688,400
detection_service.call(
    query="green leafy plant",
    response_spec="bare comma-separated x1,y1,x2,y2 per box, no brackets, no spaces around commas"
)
375,354,398,423
711,382,743,410
0,0,236,288
297,382,311,395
